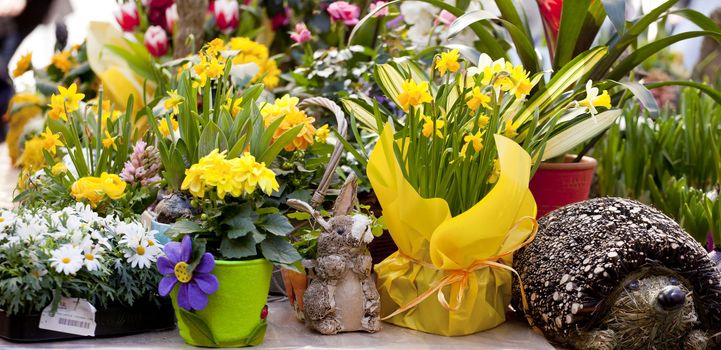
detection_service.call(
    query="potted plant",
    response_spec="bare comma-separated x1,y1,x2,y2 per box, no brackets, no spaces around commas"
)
0,203,173,341
145,41,335,346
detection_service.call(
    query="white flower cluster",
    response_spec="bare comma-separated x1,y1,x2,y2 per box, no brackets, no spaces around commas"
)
0,203,162,276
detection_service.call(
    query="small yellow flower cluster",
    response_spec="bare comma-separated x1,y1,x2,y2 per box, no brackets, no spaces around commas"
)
193,51,226,89
181,149,279,199
397,79,432,112
477,59,533,99
71,173,127,208
48,84,85,121
91,99,123,127
226,37,281,89
13,52,32,78
435,49,460,77
260,95,318,152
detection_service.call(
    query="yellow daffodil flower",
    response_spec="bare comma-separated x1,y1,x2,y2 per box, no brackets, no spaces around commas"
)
487,159,501,184
163,90,184,114
51,162,68,176
159,117,179,138
102,130,118,150
578,80,611,115
51,50,73,73
459,130,484,158
315,124,330,143
477,114,490,128
435,49,460,76
13,52,32,78
421,115,444,138
39,127,63,155
223,95,243,116
466,87,490,111
503,119,517,138
57,83,84,112
397,79,432,112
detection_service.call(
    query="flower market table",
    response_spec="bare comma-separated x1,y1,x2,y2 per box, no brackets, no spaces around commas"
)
0,300,553,349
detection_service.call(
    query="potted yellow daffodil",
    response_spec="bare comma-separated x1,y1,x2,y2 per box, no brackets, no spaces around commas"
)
343,48,621,336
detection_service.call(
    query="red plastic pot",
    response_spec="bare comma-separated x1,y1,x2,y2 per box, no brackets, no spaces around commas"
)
529,154,597,218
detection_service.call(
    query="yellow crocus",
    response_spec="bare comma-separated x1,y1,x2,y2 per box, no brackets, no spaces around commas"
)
397,79,432,112
435,49,460,77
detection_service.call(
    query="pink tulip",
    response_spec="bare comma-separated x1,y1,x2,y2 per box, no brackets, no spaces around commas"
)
435,10,456,27
369,1,389,17
213,0,240,34
290,23,311,44
144,26,169,57
165,4,178,33
114,2,140,32
327,1,360,26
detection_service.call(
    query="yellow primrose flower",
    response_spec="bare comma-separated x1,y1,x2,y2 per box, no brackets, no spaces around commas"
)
261,60,281,90
466,87,490,111
51,162,68,176
71,177,104,207
102,130,118,150
315,124,330,143
421,115,444,138
13,52,32,78
503,119,518,138
460,130,484,158
164,90,184,114
397,79,432,112
253,161,279,195
181,166,206,198
261,95,316,151
578,80,611,115
159,117,179,138
435,49,460,76
487,159,501,184
39,127,63,155
51,51,73,73
223,95,243,116
99,173,126,199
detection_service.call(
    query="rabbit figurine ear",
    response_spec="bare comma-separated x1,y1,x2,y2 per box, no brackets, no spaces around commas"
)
333,173,358,216
287,199,331,231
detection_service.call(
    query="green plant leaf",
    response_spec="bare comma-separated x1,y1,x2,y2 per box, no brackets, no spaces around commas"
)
601,0,626,36
554,0,592,69
259,236,302,265
542,109,621,160
258,123,303,165
614,80,659,117
257,213,294,236
341,98,377,132
220,236,257,259
165,220,205,239
645,80,721,105
197,120,222,158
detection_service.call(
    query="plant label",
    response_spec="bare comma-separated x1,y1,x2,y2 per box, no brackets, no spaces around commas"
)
38,297,97,336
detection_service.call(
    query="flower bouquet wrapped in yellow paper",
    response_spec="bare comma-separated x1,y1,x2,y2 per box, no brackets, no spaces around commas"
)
348,49,618,336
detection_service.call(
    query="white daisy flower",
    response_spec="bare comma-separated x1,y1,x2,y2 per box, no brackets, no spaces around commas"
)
82,244,104,272
124,239,160,269
49,244,84,275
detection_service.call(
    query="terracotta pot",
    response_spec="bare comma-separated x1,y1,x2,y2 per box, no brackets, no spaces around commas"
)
529,154,597,218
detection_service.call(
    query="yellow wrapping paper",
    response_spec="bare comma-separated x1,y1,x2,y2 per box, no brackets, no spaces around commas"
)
369,123,537,336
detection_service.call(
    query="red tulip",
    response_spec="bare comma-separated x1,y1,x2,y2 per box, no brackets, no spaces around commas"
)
537,0,562,46
114,2,140,32
213,0,240,34
144,26,169,57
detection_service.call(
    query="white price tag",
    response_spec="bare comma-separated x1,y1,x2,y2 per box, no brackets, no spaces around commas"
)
38,297,97,336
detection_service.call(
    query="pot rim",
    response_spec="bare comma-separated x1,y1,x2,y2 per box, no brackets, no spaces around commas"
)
538,154,597,171
215,258,269,266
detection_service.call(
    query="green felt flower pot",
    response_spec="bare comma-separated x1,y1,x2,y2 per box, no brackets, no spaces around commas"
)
171,258,273,347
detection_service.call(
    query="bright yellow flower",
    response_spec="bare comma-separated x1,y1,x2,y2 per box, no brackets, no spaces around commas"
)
315,124,330,143
51,51,73,73
261,59,281,89
503,119,517,138
206,38,225,56
397,79,432,112
466,87,490,111
478,114,490,128
16,136,45,172
435,49,460,76
57,84,84,112
99,173,126,199
102,130,118,150
420,115,444,138
260,95,316,151
13,52,32,78
254,161,279,195
460,130,484,158
487,159,501,184
47,95,67,121
159,117,179,138
223,95,243,116
578,81,611,115
509,65,533,99
181,166,206,198
39,127,63,155
51,162,68,176
71,177,104,207
164,90,184,114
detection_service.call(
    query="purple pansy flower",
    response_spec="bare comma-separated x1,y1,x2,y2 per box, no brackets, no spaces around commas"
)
157,235,219,311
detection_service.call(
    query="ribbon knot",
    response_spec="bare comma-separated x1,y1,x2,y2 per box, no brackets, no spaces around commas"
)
382,216,538,330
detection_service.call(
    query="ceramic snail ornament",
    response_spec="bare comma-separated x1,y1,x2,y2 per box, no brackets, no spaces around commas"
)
512,198,721,350
287,173,381,335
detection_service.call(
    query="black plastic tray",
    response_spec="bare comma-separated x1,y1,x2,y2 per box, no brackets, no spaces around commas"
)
0,299,176,342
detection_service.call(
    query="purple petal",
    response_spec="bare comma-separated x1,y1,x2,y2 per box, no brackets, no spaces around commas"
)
194,253,215,273
163,241,182,264
156,256,175,274
177,283,192,311
158,276,178,296
192,273,219,294
187,283,209,310
180,235,192,263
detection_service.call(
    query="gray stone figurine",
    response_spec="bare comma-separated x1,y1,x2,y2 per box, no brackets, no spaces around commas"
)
287,173,381,335
512,197,721,350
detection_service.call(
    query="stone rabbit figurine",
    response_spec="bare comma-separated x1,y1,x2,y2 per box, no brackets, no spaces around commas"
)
287,173,381,335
